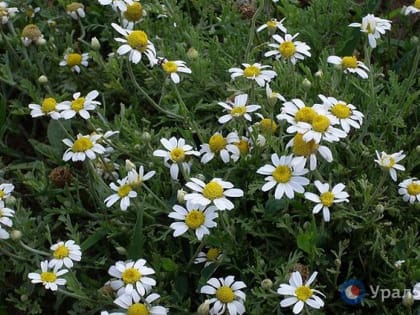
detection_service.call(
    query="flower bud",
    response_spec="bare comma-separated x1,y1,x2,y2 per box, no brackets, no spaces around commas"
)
197,300,210,315
402,291,414,307
375,204,385,214
10,230,22,240
177,189,187,204
410,36,419,45
20,294,28,302
187,47,199,59
196,173,206,181
91,37,101,50
115,246,127,255
315,70,323,77
125,159,136,171
302,78,311,90
38,75,48,84
141,131,151,142
261,278,273,290
394,260,405,269
416,145,420,153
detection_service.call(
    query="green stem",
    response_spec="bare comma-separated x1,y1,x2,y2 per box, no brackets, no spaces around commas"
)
244,3,263,61
186,239,206,270
0,244,27,260
57,288,96,302
19,241,50,256
128,201,144,259
362,171,387,212
143,184,169,210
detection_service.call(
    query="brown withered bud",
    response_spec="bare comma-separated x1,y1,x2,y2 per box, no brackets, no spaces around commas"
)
49,166,72,187
290,263,310,282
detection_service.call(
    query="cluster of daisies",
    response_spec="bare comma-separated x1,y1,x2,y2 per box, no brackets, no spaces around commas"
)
0,183,15,240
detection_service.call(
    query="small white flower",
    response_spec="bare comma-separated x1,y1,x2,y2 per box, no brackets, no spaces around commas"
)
327,55,369,79
28,260,68,291
184,177,244,211
49,240,82,269
394,260,405,268
59,51,89,73
200,131,240,164
402,1,420,15
153,137,200,180
57,90,101,120
194,247,222,267
374,150,406,181
108,259,156,299
304,181,349,222
266,84,286,107
349,14,391,48
0,183,15,200
277,98,317,127
161,59,192,84
66,2,85,20
228,63,276,87
62,133,106,162
398,178,420,204
113,292,168,315
0,200,14,228
98,0,130,12
265,33,311,64
104,177,137,211
126,165,156,187
257,154,309,200
29,97,62,120
278,271,325,314
168,201,218,240
217,94,261,124
121,1,146,29
0,2,18,24
256,17,287,33
200,276,246,315
111,23,157,66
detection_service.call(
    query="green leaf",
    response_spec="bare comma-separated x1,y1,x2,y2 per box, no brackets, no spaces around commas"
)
47,119,71,149
28,139,61,161
128,206,144,259
81,228,108,251
296,230,316,255
161,257,178,272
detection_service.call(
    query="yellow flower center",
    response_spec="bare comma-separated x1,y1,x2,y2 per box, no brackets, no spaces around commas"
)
236,139,249,155
66,53,82,67
331,103,351,119
272,165,292,183
41,97,57,113
202,181,224,200
415,0,420,9
292,133,319,156
21,24,41,39
122,268,141,284
124,2,143,22
209,134,227,153
170,147,185,162
72,137,93,152
295,106,316,123
26,8,34,17
407,182,420,196
382,156,395,168
0,8,7,18
118,184,132,197
66,2,84,12
279,41,296,58
127,30,148,52
243,65,261,78
71,97,85,112
295,286,313,302
216,286,235,303
366,22,374,34
127,303,149,315
341,56,358,69
230,106,247,116
320,191,335,207
162,61,178,73
311,115,330,132
206,248,221,261
185,210,205,229
0,191,4,199
40,271,57,283
260,118,278,134
53,245,69,259
266,20,277,30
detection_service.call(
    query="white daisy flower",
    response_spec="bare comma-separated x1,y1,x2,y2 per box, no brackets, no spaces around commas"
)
0,226,9,239
113,292,168,315
57,90,101,120
349,14,391,49
277,98,318,128
286,133,333,171
234,136,251,156
327,55,369,79
0,183,14,200
0,200,14,228
108,259,156,299
111,23,157,66
304,181,349,222
194,247,222,267
252,114,278,135
256,17,287,33
104,177,137,211
266,84,286,107
228,63,277,87
257,154,309,200
126,165,156,188
265,33,311,64
398,178,420,204
153,137,199,180
318,95,364,133
0,2,18,24
200,131,240,164
22,5,40,18
98,0,131,12
28,97,62,120
66,2,85,20
121,1,145,29
169,201,218,241
59,51,89,73
28,260,68,291
277,271,325,314
62,133,106,162
184,177,244,211
160,59,192,84
200,275,247,315
49,240,82,269
21,24,45,46
217,94,261,124
374,150,406,181
402,1,420,15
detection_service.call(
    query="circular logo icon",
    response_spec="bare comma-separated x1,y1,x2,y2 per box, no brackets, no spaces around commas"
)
339,279,366,305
